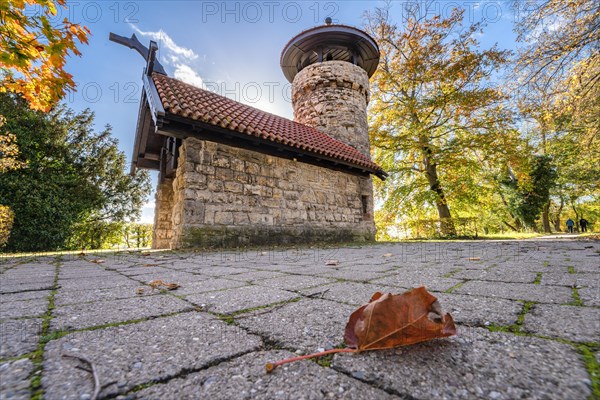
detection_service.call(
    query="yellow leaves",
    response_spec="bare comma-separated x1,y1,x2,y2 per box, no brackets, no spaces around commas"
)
0,0,90,112
0,116,27,173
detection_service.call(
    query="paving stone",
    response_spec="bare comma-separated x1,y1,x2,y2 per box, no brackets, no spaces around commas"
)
187,266,254,277
317,269,392,283
0,298,49,320
129,271,204,285
225,270,288,282
236,298,355,353
579,286,600,306
523,304,600,343
255,274,336,291
299,282,402,306
58,270,115,280
288,265,341,275
116,266,174,276
51,295,193,331
185,285,298,315
573,263,600,273
53,284,150,306
0,290,51,303
453,281,573,303
333,328,591,399
0,318,42,358
371,271,464,292
171,278,248,296
540,272,599,287
0,280,54,294
57,275,136,291
42,313,262,399
434,292,522,327
453,268,538,283
3,264,55,276
0,358,34,400
329,262,398,273
135,350,394,400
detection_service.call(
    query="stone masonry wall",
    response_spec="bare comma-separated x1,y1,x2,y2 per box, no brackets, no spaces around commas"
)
168,138,376,248
152,178,174,249
292,61,371,157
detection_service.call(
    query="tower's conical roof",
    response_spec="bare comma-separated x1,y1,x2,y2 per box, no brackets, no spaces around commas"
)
280,23,380,83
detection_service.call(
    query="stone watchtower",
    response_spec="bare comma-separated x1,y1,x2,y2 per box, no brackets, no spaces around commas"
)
281,20,379,158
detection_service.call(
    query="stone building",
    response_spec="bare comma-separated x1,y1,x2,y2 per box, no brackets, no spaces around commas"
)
118,22,386,249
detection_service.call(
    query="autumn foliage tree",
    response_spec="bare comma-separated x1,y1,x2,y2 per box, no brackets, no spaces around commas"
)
364,3,510,235
0,0,90,112
515,0,599,232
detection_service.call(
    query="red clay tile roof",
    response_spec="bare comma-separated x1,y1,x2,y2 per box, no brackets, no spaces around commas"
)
151,73,385,176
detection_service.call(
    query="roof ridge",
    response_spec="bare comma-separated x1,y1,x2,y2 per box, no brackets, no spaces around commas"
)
151,72,385,177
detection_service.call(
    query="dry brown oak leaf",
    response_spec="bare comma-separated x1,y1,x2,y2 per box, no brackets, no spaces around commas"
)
266,286,456,373
148,280,180,290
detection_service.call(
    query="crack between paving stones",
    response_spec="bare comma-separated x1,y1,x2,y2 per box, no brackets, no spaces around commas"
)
113,348,261,398
28,257,61,399
0,286,56,295
330,364,419,399
0,257,39,274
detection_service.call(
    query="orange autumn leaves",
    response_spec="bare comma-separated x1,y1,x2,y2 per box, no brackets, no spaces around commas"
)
266,287,456,373
0,0,90,112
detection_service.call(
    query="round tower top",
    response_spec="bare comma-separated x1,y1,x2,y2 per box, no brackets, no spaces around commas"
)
280,22,379,83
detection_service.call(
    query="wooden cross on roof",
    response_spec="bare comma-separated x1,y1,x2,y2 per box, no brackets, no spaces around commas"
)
108,32,167,76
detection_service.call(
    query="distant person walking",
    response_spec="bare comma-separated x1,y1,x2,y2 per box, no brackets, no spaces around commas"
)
580,218,588,233
566,218,575,233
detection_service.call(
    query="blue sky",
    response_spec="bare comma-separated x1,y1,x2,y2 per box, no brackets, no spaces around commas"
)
52,0,521,222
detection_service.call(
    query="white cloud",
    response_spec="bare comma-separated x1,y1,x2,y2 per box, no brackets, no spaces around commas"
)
129,24,206,87
174,64,204,88
130,25,198,61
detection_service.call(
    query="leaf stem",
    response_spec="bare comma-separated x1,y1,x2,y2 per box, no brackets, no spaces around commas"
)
265,348,357,373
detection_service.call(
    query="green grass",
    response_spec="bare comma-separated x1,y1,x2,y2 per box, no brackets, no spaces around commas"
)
568,287,584,306
533,272,542,285
568,266,576,274
488,301,535,334
445,280,466,293
577,345,600,399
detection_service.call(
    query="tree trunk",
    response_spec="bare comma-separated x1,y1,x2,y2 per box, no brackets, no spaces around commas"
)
502,220,519,232
499,190,523,231
423,155,456,236
572,204,580,232
542,201,552,233
552,197,564,232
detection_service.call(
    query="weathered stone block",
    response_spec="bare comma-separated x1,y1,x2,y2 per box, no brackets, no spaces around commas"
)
214,211,233,225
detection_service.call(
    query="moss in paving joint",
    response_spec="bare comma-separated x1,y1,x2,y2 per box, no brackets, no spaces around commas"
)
445,280,467,293
533,272,542,285
212,297,302,324
0,352,38,364
543,261,549,267
443,268,462,278
516,301,534,327
577,345,600,399
311,342,346,368
567,287,584,306
488,301,535,334
567,266,576,274
484,263,497,271
29,261,61,400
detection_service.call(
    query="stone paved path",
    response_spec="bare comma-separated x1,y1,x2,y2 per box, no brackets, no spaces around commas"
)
0,239,598,399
